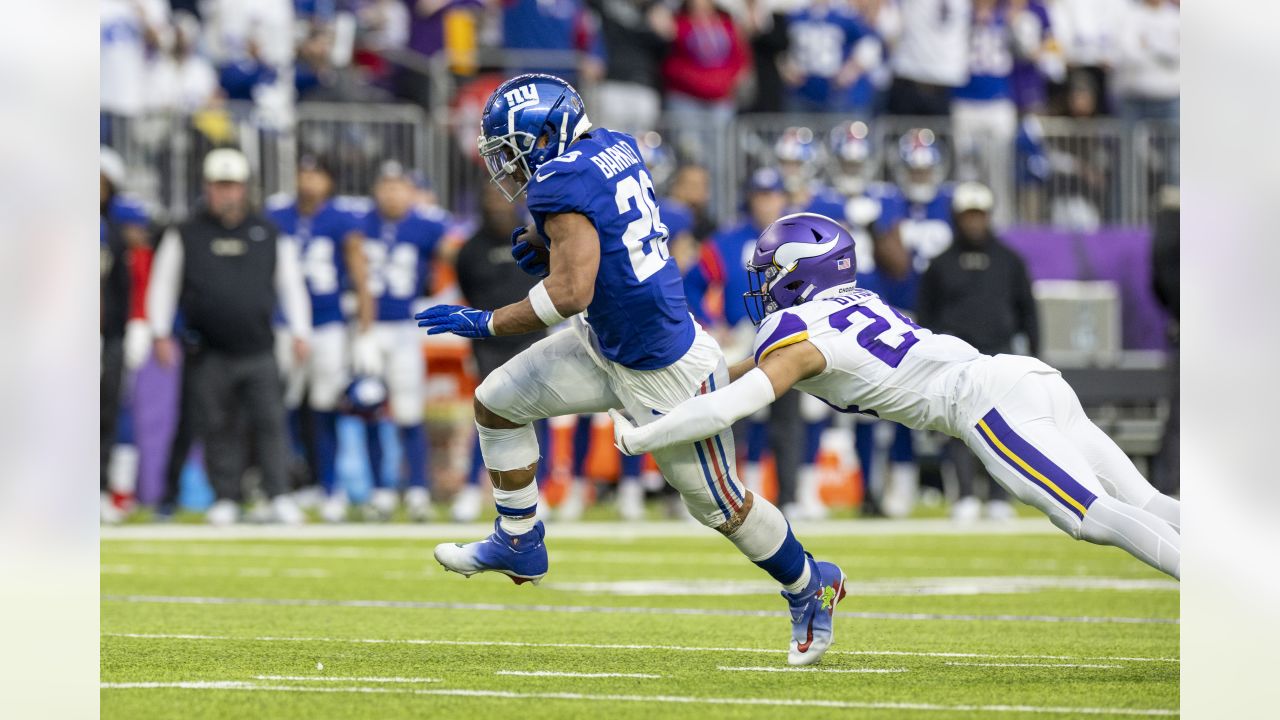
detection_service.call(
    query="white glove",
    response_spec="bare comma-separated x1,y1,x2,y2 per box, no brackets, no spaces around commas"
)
609,409,640,456
123,319,152,371
351,332,383,377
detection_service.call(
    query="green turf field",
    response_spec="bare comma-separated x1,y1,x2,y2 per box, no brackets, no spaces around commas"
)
101,519,1179,718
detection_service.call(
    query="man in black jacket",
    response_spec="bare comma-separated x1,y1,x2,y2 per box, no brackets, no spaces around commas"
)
917,182,1040,522
147,148,312,525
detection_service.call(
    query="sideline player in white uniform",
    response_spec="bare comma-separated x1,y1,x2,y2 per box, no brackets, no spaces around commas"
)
418,74,848,665
613,213,1181,579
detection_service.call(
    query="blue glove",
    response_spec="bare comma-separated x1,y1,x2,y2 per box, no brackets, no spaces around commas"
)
415,304,494,339
510,225,550,278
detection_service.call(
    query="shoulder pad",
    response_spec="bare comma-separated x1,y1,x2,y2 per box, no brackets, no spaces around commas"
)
753,311,812,365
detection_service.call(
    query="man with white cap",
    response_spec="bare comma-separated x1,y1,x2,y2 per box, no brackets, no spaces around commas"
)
146,148,312,525
917,181,1039,523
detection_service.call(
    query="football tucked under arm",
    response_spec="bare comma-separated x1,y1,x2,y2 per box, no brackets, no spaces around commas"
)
611,368,777,455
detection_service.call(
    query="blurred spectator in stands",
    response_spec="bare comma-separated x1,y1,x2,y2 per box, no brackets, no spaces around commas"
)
778,0,878,115
1150,185,1178,496
886,0,971,116
101,0,171,121
450,183,549,521
952,0,1030,227
660,0,749,172
1044,71,1111,229
101,153,135,524
397,1,484,107
502,0,605,85
147,149,312,525
354,0,411,86
917,182,1038,522
667,163,717,241
738,0,789,114
296,20,397,102
1113,0,1179,124
586,0,675,135
204,0,297,126
147,11,220,114
1047,0,1121,116
1008,0,1064,115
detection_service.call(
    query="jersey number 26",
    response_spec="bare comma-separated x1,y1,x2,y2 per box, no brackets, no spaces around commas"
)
614,171,670,282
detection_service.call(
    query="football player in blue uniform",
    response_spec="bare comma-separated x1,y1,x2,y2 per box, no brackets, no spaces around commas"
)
266,154,374,522
418,74,847,665
361,161,450,522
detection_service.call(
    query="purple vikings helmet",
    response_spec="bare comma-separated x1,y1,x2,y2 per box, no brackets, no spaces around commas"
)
744,213,858,325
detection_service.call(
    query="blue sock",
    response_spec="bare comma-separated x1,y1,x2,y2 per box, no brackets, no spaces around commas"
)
756,526,809,590
399,424,428,489
314,411,338,495
620,452,643,482
366,420,385,488
805,420,827,465
747,420,768,463
855,421,876,497
571,414,592,478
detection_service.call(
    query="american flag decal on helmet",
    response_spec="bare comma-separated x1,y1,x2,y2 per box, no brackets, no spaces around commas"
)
836,258,851,270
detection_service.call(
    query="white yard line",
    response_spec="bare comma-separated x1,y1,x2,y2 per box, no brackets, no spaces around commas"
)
100,517,1058,541
102,593,1179,625
253,675,441,683
495,670,662,679
945,662,1123,669
717,666,909,674
105,632,1180,664
98,681,1179,715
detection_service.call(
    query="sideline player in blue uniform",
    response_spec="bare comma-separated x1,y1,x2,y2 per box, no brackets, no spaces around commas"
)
361,161,450,522
418,74,847,665
266,154,374,522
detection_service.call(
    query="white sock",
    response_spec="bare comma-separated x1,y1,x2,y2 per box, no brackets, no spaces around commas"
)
494,483,538,535
725,494,813,593
1080,496,1180,579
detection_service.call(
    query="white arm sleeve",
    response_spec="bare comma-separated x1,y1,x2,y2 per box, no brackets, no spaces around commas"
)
275,237,312,340
146,228,183,339
624,368,777,454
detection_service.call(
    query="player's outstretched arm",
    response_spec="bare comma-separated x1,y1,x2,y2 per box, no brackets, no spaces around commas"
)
415,212,600,339
612,340,827,455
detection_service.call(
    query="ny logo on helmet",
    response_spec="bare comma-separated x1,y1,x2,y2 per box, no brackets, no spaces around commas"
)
503,84,539,107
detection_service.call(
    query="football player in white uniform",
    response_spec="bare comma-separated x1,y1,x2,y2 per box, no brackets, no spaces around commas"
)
613,213,1181,579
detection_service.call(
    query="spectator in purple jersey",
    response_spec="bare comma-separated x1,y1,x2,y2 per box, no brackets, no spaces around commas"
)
395,0,484,107
1008,0,1065,114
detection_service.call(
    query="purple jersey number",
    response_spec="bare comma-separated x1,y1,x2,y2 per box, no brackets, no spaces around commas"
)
829,301,921,368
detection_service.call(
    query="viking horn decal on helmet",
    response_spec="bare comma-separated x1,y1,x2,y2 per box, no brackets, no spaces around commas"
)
773,235,841,272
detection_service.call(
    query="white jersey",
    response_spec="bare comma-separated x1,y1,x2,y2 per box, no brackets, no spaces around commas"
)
891,0,972,87
751,289,1057,436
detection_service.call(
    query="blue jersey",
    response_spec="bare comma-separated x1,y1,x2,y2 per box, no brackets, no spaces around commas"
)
362,205,449,321
802,185,848,220
267,195,365,327
873,184,955,310
102,195,148,245
526,128,695,370
786,5,869,106
954,9,1015,102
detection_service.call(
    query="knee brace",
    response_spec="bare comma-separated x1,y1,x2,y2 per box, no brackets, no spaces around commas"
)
476,422,540,472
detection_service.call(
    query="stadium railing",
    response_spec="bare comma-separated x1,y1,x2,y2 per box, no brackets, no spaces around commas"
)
102,105,1177,230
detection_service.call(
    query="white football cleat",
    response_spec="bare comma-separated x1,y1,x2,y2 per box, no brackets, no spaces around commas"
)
320,492,349,523
405,486,431,522
985,499,1016,522
206,499,239,527
556,480,587,521
271,494,305,525
617,479,645,522
367,488,398,521
950,495,981,524
450,484,484,523
100,492,124,525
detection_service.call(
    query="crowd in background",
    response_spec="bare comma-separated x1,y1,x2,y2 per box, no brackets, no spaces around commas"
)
100,0,1180,525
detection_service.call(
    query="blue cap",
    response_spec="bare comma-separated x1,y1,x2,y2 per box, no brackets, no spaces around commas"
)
747,167,785,194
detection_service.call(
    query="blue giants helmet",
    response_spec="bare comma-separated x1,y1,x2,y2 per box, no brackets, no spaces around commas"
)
478,73,592,201
744,213,859,325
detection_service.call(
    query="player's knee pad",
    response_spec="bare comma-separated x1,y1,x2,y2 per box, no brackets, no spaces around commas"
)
1047,506,1084,540
476,422,540,472
474,368,533,426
